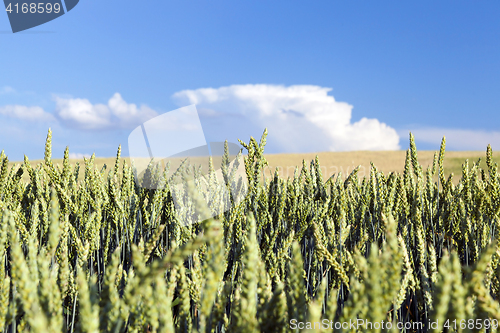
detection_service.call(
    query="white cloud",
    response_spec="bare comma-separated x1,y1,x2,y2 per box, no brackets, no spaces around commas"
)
0,105,54,122
404,128,500,151
0,86,15,94
68,152,91,159
172,84,400,153
55,93,158,130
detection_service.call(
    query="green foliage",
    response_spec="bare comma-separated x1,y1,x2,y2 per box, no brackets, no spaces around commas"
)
0,128,499,332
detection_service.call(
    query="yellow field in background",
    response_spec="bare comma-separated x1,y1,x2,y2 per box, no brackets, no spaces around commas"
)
263,150,500,183
10,150,500,185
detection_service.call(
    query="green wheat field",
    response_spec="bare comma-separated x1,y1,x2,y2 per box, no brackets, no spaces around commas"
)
1,128,500,332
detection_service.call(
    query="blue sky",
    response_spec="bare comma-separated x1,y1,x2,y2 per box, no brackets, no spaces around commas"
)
1,0,500,161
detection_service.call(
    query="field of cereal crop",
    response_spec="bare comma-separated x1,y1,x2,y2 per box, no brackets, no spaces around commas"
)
13,149,500,185
1,129,500,332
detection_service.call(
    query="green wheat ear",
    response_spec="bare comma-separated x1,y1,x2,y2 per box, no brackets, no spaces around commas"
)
285,241,308,325
430,250,453,333
0,212,10,332
44,128,52,166
438,136,446,186
229,213,260,333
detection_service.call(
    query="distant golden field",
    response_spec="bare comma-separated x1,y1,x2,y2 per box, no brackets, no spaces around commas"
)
263,150,500,184
10,149,500,185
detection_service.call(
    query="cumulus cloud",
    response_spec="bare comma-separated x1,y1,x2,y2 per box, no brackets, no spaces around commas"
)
55,93,158,130
404,128,500,151
172,84,400,153
0,105,54,122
